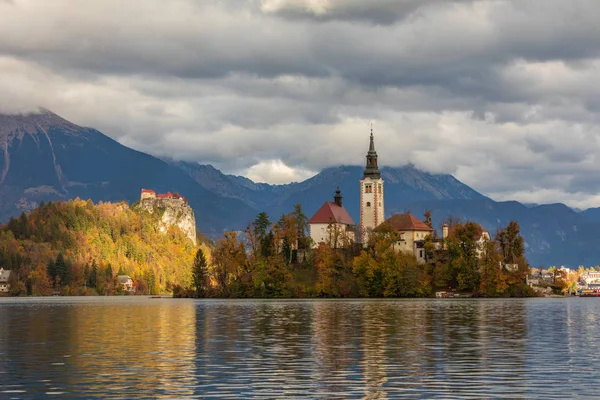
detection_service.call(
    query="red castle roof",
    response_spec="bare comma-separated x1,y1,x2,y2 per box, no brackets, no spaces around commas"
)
143,189,187,203
308,201,355,225
378,213,433,232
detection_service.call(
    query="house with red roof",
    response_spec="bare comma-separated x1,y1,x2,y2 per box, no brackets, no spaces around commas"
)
376,213,435,263
308,188,356,248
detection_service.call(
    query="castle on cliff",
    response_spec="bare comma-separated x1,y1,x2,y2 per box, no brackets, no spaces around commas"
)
140,189,188,204
139,189,196,245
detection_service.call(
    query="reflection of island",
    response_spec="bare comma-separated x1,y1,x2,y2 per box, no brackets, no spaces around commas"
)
2,299,538,398
360,303,390,399
311,301,359,396
71,299,197,397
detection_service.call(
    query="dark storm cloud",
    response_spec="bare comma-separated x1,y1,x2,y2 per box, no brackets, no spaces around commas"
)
1,0,600,206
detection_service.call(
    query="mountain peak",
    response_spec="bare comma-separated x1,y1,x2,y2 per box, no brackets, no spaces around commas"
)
0,109,84,143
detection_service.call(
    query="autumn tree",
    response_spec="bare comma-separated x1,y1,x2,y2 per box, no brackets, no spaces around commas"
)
446,221,481,292
213,231,247,296
478,240,507,296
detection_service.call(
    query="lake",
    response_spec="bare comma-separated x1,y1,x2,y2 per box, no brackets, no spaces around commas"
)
0,297,598,398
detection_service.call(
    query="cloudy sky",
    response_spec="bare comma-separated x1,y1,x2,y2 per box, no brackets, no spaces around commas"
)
1,0,600,208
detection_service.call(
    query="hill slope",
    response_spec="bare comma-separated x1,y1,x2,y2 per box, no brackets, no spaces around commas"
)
0,199,203,295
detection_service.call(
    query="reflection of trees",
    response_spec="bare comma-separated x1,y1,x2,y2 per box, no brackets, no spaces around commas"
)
1,298,197,398
2,299,537,398
417,300,528,398
71,298,197,397
311,300,357,396
195,300,316,397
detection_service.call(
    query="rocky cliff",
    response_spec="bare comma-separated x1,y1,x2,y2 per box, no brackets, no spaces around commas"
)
139,197,197,245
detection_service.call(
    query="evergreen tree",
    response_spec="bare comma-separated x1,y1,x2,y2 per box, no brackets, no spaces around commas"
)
89,261,98,288
496,221,525,264
253,212,272,258
192,248,209,297
105,263,113,279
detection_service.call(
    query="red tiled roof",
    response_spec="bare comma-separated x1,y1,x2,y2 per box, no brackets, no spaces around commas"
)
308,201,355,225
141,189,155,194
378,213,433,232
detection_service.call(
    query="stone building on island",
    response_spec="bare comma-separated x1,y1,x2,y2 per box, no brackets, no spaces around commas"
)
309,126,492,264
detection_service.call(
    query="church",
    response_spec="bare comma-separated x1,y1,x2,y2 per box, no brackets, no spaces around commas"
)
308,126,437,263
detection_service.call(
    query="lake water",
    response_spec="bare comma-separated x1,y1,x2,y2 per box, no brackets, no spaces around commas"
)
0,298,599,399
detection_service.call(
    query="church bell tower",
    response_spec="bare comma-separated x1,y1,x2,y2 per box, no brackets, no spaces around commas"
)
360,125,384,244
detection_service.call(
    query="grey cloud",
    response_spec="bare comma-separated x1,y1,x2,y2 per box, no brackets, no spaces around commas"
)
1,0,600,207
260,0,475,25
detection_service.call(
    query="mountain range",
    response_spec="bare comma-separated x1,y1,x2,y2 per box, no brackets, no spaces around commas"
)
1,110,598,267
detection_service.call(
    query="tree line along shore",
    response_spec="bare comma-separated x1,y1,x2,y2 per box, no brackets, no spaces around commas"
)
0,198,538,298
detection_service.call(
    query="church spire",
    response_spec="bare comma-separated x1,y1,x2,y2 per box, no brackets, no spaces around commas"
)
363,123,380,179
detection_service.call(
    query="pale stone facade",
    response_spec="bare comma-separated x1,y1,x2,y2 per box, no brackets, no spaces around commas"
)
360,177,385,243
309,222,356,248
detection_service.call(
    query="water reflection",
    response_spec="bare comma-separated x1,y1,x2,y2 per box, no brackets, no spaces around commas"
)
1,298,600,398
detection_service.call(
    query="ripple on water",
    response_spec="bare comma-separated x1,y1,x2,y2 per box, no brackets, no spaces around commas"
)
0,298,597,398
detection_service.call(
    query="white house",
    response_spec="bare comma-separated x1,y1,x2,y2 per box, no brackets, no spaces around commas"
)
0,268,12,293
117,275,134,292
308,188,356,248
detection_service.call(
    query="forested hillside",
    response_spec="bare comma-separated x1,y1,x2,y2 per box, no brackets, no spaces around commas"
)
0,199,204,295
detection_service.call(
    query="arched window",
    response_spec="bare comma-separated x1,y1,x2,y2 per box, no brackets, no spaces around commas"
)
366,202,371,207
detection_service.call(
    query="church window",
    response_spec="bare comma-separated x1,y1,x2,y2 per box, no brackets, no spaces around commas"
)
366,202,371,207
378,184,382,194
365,184,372,193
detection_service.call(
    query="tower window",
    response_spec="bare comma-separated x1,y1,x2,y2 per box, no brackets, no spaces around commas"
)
365,184,372,193
366,202,371,207
378,184,382,194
